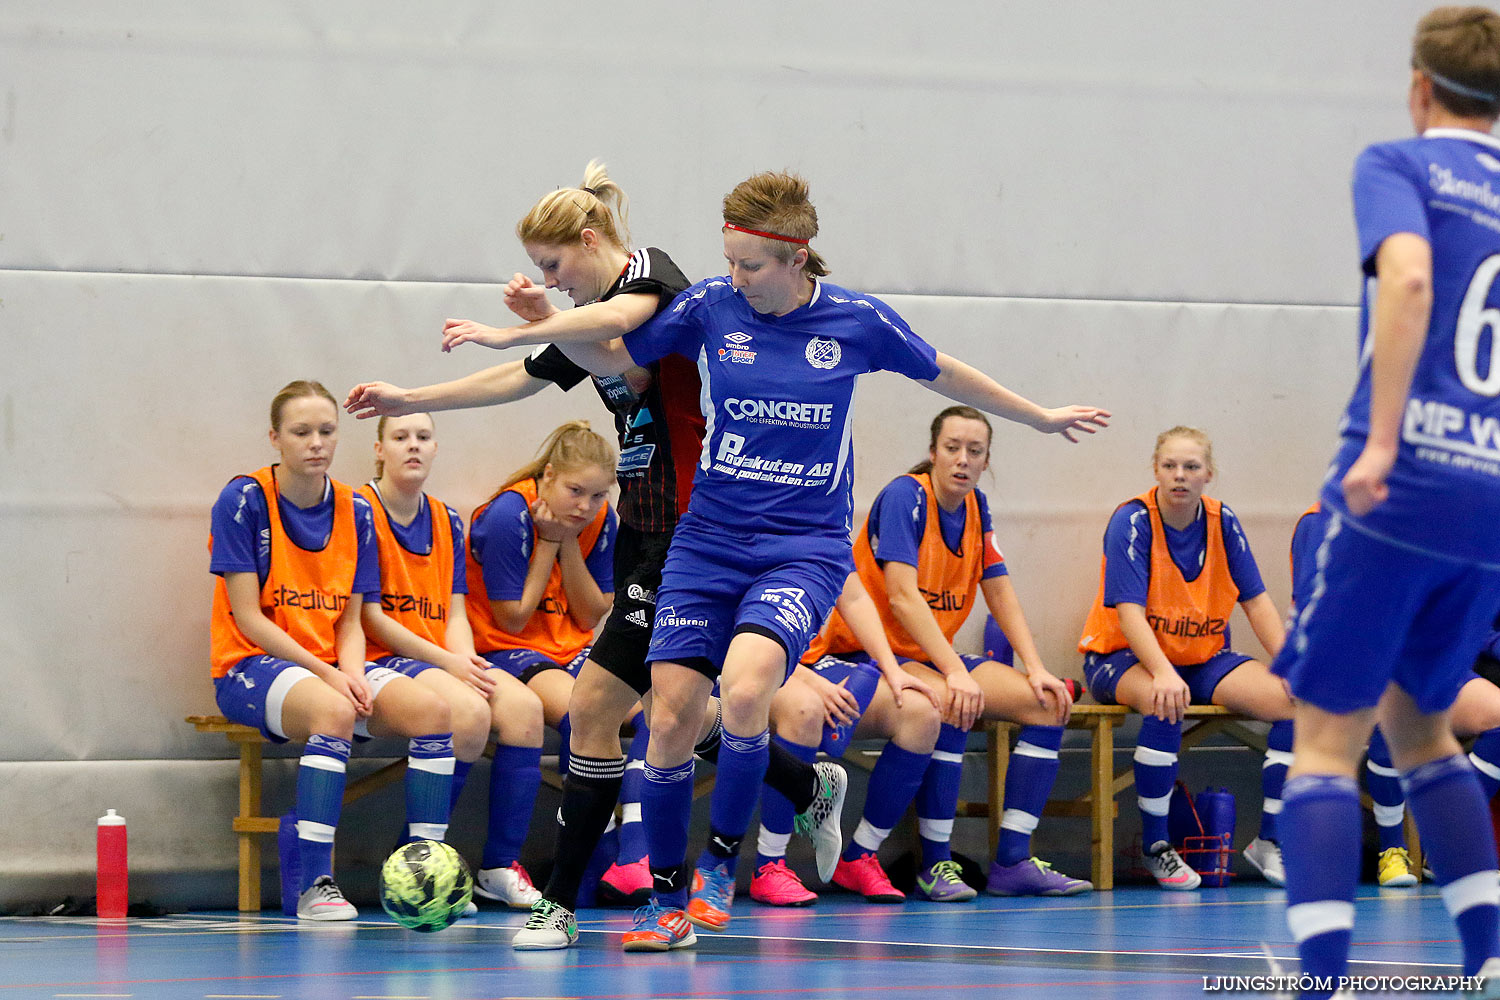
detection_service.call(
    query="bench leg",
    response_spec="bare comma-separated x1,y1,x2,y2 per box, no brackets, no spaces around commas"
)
988,723,1011,862
1092,715,1115,891
238,741,263,912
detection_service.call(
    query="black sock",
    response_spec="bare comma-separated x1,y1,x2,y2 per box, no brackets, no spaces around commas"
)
764,741,818,814
693,702,724,763
542,754,624,911
649,861,690,897
705,826,743,863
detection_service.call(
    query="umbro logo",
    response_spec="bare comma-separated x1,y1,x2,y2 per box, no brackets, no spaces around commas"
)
725,331,753,345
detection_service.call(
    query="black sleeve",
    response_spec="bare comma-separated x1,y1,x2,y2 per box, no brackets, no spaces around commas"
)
613,247,692,314
522,344,590,391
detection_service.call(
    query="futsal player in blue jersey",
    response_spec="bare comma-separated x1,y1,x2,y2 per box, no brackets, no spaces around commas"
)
1274,8,1500,993
538,170,1109,950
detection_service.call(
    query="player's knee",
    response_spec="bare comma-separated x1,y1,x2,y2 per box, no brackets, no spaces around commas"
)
717,679,770,728
772,685,824,744
896,695,941,750
494,685,544,746
452,695,490,760
306,697,357,739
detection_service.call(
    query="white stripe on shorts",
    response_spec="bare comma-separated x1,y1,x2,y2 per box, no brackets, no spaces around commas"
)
266,665,318,740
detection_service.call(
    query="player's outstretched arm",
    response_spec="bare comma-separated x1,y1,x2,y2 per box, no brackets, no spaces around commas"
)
928,352,1110,443
344,361,548,420
1343,232,1432,516
555,338,637,378
441,289,663,353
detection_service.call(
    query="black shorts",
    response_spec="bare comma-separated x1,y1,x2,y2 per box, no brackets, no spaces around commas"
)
588,523,674,696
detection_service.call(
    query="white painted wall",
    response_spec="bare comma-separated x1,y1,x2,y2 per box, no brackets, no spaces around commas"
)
0,0,1426,905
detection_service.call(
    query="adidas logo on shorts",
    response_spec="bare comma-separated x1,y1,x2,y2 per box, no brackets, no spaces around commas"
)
626,610,650,628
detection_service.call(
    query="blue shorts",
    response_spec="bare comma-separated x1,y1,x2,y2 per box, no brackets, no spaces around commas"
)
1083,647,1252,706
1274,510,1500,715
903,653,992,674
215,654,320,743
648,512,852,678
371,655,443,679
807,653,883,755
482,646,589,685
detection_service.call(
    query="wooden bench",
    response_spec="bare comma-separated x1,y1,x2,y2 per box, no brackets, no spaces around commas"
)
186,715,411,911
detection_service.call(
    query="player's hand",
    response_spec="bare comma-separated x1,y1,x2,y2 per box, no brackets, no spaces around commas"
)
529,498,577,543
344,381,413,420
1029,667,1074,725
448,653,497,696
945,669,985,731
504,273,560,323
885,667,941,711
442,318,519,353
1341,442,1397,516
810,674,861,729
1035,405,1111,443
1150,669,1190,724
334,666,374,717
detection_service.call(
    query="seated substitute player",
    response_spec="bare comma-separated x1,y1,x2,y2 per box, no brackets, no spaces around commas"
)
358,413,547,898
210,380,455,921
346,161,846,949
1079,426,1292,890
1276,9,1500,991
465,420,620,907
1290,502,1500,890
534,169,1110,950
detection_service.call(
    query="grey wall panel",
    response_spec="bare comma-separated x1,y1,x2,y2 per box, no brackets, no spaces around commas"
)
2,1,1437,303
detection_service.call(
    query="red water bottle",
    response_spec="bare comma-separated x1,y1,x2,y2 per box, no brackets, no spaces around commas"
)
96,809,128,919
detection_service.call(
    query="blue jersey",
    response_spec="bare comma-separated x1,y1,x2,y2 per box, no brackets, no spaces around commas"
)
1327,128,1500,565
371,489,468,601
625,277,941,536
868,475,1008,580
1288,505,1327,612
1100,498,1265,609
469,490,616,601
209,475,380,596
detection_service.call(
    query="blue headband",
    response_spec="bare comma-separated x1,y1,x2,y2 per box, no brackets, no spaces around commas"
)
1427,67,1499,103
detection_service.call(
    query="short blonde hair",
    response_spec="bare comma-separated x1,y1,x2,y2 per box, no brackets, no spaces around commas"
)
516,159,630,251
1152,425,1215,477
722,171,830,276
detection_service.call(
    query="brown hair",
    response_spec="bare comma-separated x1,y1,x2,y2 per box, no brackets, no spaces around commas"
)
1152,425,1216,477
516,159,630,251
497,420,615,494
908,406,994,475
269,380,337,431
374,412,435,479
722,171,830,277
1414,6,1500,117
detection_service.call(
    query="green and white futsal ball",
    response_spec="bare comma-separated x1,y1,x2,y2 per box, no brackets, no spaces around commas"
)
379,840,473,932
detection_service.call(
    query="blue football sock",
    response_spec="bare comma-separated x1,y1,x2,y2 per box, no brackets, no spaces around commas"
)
1470,730,1500,799
845,741,930,861
1366,728,1407,851
617,723,651,866
556,712,572,778
996,725,1062,867
449,758,474,816
643,758,696,909
697,727,770,877
405,733,454,842
757,737,818,867
1260,719,1293,842
481,743,541,869
1282,774,1360,994
916,723,968,866
1134,715,1181,848
1402,755,1500,974
296,733,350,889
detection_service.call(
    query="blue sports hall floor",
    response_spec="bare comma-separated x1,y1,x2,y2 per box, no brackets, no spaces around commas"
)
0,885,1473,999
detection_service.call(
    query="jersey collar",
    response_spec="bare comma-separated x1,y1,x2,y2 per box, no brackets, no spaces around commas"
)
1423,127,1500,153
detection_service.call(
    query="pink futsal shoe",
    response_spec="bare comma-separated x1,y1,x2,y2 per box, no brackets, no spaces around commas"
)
749,859,818,906
597,858,653,906
832,852,905,903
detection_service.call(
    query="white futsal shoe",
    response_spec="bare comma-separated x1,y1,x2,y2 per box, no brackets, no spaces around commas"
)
1242,837,1286,887
793,761,849,883
1143,841,1201,891
475,862,542,908
297,875,358,921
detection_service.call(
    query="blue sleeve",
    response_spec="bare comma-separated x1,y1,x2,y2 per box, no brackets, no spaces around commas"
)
1101,502,1152,608
859,293,941,380
1288,509,1326,610
471,492,534,602
1352,144,1429,276
448,507,468,596
624,279,715,365
585,507,617,593
868,477,926,568
209,477,266,577
1219,505,1266,602
353,496,381,601
975,490,1009,580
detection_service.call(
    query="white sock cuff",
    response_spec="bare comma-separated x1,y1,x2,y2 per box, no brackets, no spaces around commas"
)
1441,869,1500,917
1262,749,1294,769
300,753,347,774
758,828,792,858
1372,803,1406,827
621,802,642,824
408,822,448,841
931,750,964,765
408,755,456,775
999,809,1040,835
1014,741,1059,761
852,818,893,853
1367,759,1400,778
1134,745,1178,767
918,817,954,843
1287,900,1355,942
296,820,336,844
1138,791,1172,817
1262,798,1282,816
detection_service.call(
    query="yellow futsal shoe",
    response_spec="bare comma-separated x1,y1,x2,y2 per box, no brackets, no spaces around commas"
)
1377,846,1418,887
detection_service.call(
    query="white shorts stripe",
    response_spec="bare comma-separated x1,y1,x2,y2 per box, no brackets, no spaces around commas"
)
1134,746,1178,767
296,819,337,843
999,809,1040,835
1014,741,1059,761
1367,760,1400,778
1287,900,1355,942
1471,752,1500,784
365,664,404,700
266,665,318,740
1441,869,1500,917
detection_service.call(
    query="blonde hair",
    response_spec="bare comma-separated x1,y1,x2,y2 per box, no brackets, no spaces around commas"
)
1415,6,1500,117
269,379,337,431
374,412,434,479
722,171,830,277
1152,425,1215,477
908,405,993,475
516,159,631,251
497,420,615,494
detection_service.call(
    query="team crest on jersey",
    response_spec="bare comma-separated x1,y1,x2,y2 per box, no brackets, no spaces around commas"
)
805,337,841,370
718,331,757,365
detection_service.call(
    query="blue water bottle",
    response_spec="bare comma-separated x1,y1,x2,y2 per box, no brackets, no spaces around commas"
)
1193,788,1236,887
278,811,301,916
